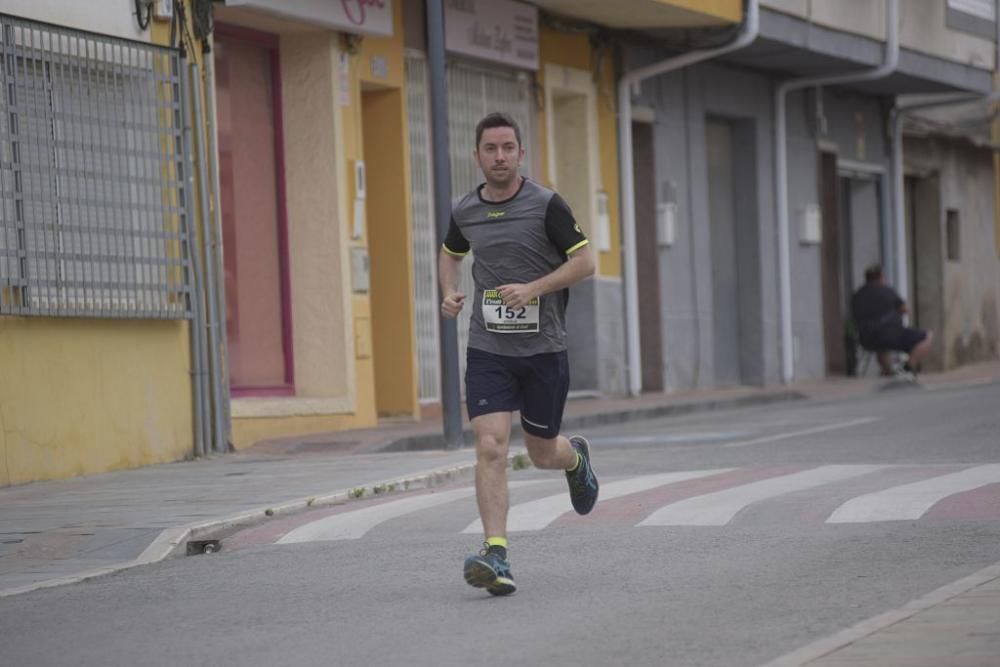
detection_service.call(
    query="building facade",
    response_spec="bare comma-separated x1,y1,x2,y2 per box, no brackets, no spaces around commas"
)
619,0,997,391
0,0,208,484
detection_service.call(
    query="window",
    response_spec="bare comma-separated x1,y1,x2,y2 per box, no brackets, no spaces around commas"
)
946,208,961,262
0,17,192,318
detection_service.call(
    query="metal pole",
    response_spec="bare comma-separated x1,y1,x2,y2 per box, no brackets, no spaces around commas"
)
426,0,463,449
190,61,226,454
179,60,209,457
203,45,233,451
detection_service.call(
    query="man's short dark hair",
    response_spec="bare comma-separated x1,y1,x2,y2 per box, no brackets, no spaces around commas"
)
475,112,522,150
864,264,883,283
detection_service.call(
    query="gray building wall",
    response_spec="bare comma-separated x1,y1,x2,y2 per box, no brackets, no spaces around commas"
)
629,60,779,390
622,45,896,389
565,277,627,395
904,136,1000,368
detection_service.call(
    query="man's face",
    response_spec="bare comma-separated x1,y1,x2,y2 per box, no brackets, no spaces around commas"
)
475,126,524,188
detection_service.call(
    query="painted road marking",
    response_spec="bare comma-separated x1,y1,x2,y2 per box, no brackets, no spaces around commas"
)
826,463,1000,523
462,469,733,534
259,464,1000,547
638,465,886,526
277,481,540,543
723,417,881,448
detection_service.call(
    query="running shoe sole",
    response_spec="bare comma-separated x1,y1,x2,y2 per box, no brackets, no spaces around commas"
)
463,556,517,596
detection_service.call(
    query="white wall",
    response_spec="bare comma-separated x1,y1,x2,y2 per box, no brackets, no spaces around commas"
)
761,0,994,71
1,0,150,41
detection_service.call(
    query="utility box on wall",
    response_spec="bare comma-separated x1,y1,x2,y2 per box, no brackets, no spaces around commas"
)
799,204,822,245
657,202,677,247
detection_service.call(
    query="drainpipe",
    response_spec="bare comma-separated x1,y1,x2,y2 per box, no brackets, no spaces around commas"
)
774,0,899,384
890,92,988,307
190,62,227,454
179,61,209,457
618,0,760,397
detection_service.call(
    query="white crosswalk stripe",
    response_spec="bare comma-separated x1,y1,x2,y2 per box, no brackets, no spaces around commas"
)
261,464,1000,547
277,481,540,543
826,463,1000,523
462,469,733,534
637,465,886,526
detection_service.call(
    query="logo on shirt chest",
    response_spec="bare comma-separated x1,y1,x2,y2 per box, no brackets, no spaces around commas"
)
486,211,506,219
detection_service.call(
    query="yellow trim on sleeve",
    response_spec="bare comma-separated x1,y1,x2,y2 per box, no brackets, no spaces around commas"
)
565,239,590,255
442,244,469,257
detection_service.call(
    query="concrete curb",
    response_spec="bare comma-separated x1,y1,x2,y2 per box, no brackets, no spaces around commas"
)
0,450,521,599
0,389,807,599
380,389,808,452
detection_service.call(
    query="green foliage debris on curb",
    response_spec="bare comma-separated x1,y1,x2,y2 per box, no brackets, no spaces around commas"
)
511,453,531,471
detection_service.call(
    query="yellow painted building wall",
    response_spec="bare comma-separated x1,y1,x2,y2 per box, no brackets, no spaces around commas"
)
659,0,741,23
0,320,193,486
0,4,205,485
538,26,622,278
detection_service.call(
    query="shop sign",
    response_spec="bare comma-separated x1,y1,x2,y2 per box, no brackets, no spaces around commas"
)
444,0,538,71
224,0,394,37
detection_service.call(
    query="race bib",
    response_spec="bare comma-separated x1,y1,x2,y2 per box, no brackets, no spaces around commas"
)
482,289,539,333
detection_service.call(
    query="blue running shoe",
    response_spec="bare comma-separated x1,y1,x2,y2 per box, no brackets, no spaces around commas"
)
566,435,599,515
463,543,516,596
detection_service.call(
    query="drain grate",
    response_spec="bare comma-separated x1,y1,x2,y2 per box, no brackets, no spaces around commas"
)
186,539,221,556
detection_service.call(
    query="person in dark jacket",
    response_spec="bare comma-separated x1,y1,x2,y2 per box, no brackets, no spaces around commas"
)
850,264,933,376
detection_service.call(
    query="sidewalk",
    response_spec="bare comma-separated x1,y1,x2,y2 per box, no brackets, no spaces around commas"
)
766,560,1000,666
1,361,997,602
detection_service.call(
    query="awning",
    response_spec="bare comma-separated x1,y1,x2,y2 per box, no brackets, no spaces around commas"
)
726,8,992,95
529,0,740,29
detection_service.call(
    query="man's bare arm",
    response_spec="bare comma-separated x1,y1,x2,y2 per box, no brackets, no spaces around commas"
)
438,249,466,318
496,244,596,309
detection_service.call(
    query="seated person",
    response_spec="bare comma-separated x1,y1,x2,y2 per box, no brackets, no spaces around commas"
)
850,264,933,376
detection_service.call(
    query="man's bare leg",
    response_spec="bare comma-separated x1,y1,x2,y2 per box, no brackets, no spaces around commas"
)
464,412,517,595
524,430,599,515
472,412,513,539
877,351,893,375
908,331,934,370
523,432,577,470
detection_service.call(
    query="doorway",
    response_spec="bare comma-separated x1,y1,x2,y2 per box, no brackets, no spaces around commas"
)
820,162,885,376
632,121,663,392
214,26,293,395
905,174,944,370
362,85,419,418
705,117,760,386
818,151,846,375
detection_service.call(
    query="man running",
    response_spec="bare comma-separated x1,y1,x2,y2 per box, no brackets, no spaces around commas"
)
439,112,599,596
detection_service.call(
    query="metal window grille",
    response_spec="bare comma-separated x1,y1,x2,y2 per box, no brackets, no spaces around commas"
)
0,15,192,319
405,53,536,401
405,54,442,402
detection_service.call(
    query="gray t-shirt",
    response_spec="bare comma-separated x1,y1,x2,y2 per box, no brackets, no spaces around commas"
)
443,178,589,357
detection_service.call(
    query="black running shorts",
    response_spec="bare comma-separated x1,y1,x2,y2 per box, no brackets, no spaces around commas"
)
863,326,928,354
465,347,570,438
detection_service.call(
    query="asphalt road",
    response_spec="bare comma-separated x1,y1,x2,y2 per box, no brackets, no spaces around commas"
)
3,379,999,667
